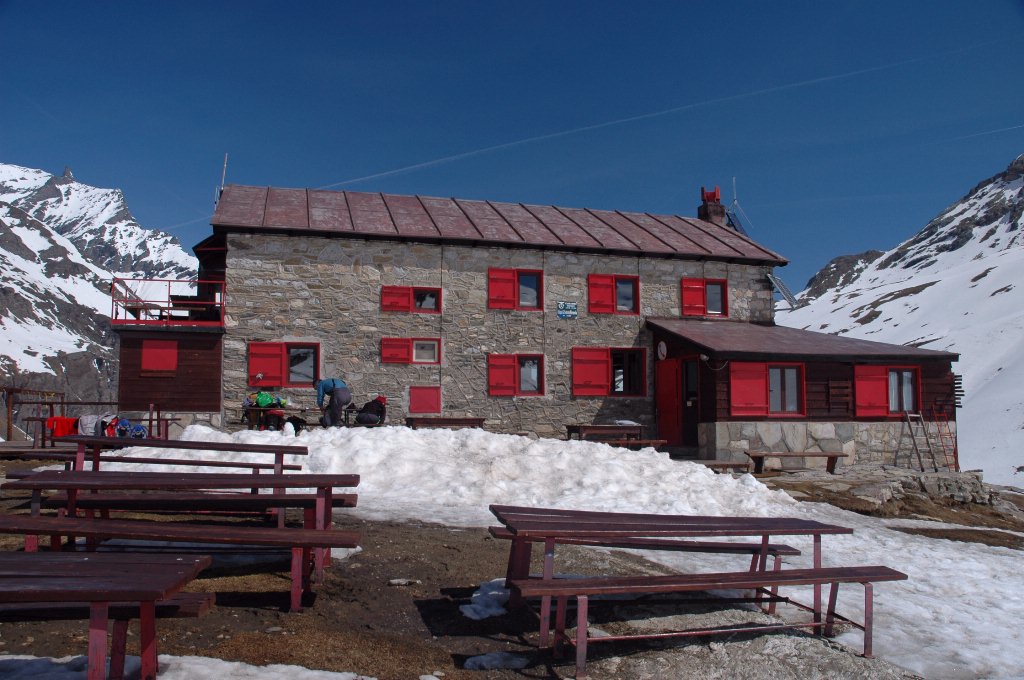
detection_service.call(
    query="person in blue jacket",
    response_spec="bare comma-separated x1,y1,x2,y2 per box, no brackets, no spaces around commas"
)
315,377,352,427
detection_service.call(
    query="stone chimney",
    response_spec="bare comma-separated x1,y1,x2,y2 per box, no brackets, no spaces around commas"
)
697,186,727,226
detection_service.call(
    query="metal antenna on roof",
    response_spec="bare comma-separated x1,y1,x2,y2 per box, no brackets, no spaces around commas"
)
724,177,750,236
214,153,229,206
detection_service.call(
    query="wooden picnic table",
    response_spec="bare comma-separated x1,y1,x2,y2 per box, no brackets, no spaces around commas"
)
56,435,308,474
405,416,486,429
488,506,903,678
565,424,643,441
0,552,210,680
21,414,180,447
7,448,304,474
5,469,357,525
490,504,853,634
3,470,360,605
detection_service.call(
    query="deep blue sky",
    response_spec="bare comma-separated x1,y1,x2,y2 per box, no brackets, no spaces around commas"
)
2,1,1022,288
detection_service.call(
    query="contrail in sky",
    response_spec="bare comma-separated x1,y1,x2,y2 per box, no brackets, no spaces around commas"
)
319,38,1007,190
159,215,213,231
943,123,1024,142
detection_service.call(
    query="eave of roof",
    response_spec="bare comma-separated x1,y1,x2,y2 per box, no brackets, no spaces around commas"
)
646,318,960,362
210,184,788,266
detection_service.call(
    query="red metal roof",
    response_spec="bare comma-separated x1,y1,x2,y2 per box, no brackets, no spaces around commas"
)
647,318,959,361
211,185,788,265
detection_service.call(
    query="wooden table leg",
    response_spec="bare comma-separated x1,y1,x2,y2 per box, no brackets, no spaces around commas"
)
87,602,109,680
504,537,531,608
313,487,333,580
539,537,556,647
292,546,308,612
813,533,822,626
138,600,158,680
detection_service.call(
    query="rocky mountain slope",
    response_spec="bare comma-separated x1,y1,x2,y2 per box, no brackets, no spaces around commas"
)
777,154,1024,486
0,163,198,408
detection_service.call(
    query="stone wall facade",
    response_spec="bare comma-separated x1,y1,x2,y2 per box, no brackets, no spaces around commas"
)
221,233,776,434
705,420,958,469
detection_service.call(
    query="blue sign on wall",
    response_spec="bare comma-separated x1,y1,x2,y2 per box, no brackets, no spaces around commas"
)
557,301,578,319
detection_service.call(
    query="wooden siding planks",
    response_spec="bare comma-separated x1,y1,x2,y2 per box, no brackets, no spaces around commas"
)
117,333,223,412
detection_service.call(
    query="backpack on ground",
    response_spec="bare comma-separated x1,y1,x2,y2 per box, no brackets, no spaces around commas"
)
285,415,307,435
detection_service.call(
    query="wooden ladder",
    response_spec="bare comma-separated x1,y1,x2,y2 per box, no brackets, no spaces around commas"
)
898,412,940,472
929,407,960,471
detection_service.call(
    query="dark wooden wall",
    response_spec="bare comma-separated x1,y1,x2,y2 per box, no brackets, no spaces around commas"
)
704,358,956,423
117,331,223,412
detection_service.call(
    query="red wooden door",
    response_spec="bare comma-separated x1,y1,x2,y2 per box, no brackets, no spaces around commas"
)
656,358,683,446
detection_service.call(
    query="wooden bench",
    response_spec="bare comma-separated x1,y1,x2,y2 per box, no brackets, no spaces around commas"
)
745,451,850,474
404,416,486,429
0,590,214,621
34,492,358,527
0,591,214,677
0,514,361,612
695,460,753,473
510,565,908,678
8,449,303,473
597,438,668,450
56,435,309,475
0,445,78,460
566,424,643,441
489,526,799,568
490,526,799,613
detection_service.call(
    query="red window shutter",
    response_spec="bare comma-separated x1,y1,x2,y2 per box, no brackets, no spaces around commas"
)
409,386,442,413
248,342,285,386
488,268,517,309
854,365,889,416
730,362,768,416
381,286,413,311
141,339,178,372
681,278,707,316
587,274,616,314
572,347,612,396
381,338,413,363
488,354,518,396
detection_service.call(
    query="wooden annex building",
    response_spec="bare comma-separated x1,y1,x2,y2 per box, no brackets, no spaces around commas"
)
111,185,959,465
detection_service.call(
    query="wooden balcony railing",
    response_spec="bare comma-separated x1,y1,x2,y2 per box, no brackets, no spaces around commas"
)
110,278,224,327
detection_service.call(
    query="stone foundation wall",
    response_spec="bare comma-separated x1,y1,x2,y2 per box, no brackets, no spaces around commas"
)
222,234,775,433
703,419,958,468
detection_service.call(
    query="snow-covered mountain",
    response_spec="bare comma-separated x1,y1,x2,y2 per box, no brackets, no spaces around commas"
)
0,163,198,400
777,153,1024,486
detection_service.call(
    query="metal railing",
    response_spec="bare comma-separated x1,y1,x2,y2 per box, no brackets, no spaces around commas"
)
110,278,225,327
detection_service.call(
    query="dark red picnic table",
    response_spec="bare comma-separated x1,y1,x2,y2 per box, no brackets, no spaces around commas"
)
56,435,309,474
5,469,357,524
0,552,210,680
490,504,854,633
4,469,359,570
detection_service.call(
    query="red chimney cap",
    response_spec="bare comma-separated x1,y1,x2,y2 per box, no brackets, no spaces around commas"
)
701,186,721,203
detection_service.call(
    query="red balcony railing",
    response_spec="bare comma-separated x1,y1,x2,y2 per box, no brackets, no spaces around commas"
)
110,278,225,327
